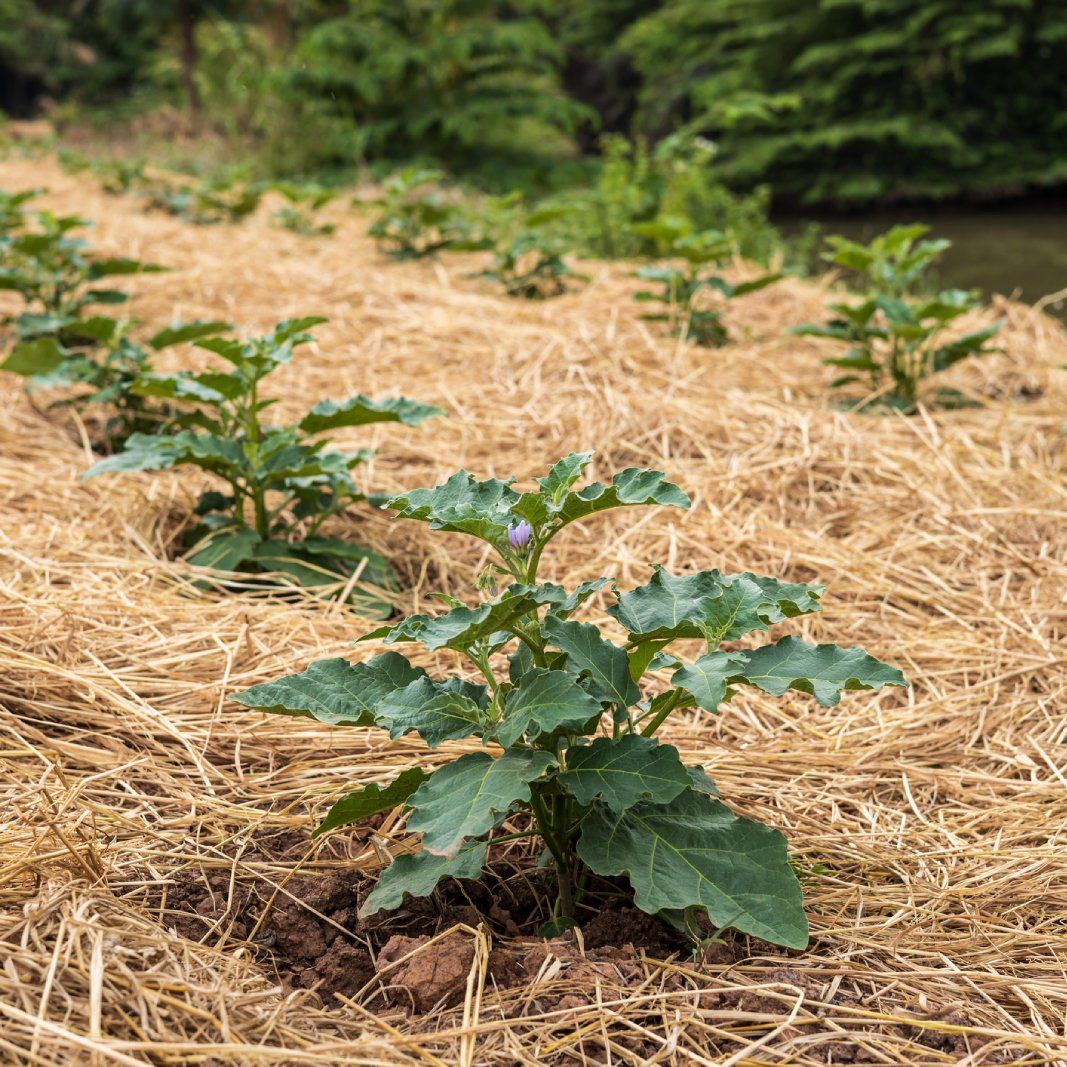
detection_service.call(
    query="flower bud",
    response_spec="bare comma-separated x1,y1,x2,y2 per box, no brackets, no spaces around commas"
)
507,519,533,552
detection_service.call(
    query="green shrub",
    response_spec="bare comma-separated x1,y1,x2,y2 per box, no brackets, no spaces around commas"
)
793,225,1002,410
622,0,1067,205
236,452,906,944
84,319,442,607
541,134,781,263
278,0,589,176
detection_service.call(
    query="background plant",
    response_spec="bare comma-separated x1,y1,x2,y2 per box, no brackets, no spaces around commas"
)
271,182,337,237
793,225,1003,410
236,452,906,944
633,218,784,346
0,209,163,339
141,173,264,226
470,195,582,299
0,315,227,448
84,318,442,606
540,134,781,262
365,168,476,260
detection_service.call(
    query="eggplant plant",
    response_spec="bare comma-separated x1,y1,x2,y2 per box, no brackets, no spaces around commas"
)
0,187,41,235
0,210,163,339
235,453,906,947
84,319,442,606
0,316,228,446
143,175,264,226
365,168,473,259
464,194,580,299
271,183,337,237
633,219,784,346
793,225,1003,410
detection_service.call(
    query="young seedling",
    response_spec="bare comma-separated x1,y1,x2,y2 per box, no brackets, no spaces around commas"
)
271,183,337,237
0,316,228,447
0,210,164,339
633,218,784,346
365,168,473,259
84,319,442,607
471,196,583,299
792,224,1003,410
143,175,264,226
235,452,906,947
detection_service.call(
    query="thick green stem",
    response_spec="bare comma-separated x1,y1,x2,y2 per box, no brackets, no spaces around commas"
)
530,789,575,920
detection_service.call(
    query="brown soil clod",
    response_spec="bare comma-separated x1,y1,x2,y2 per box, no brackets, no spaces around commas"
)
377,934,476,1013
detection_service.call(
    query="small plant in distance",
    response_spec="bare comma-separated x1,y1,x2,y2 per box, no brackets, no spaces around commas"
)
633,217,784,347
365,168,473,259
143,175,264,226
235,452,906,947
0,210,163,340
0,316,228,448
793,224,1003,411
473,196,582,300
271,183,337,237
84,319,441,607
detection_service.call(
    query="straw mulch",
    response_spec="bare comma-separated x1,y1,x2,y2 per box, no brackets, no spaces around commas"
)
1,155,1065,1066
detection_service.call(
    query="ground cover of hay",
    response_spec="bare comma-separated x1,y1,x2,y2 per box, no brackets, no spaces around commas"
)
1,156,1065,1066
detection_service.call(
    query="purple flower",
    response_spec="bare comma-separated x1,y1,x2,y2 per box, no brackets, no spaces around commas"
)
507,519,533,552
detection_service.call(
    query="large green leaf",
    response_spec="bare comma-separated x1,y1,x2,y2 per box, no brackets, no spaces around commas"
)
374,677,484,747
732,636,907,707
577,789,808,949
671,651,744,713
387,462,689,550
543,616,640,710
387,470,520,546
315,767,430,837
609,566,823,645
298,394,442,434
232,652,425,726
362,584,559,653
555,468,690,527
558,735,690,811
407,749,557,856
361,842,487,916
83,432,243,479
149,320,232,349
495,668,602,747
184,528,262,572
1,336,68,377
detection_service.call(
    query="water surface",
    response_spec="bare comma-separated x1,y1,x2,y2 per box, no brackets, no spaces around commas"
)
786,202,1067,314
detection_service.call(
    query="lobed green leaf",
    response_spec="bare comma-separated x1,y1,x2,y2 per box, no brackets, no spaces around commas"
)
577,788,808,949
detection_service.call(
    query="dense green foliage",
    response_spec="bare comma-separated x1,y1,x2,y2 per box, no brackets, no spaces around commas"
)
793,225,1003,409
236,453,907,944
624,0,1067,204
81,319,441,604
4,1,1065,206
